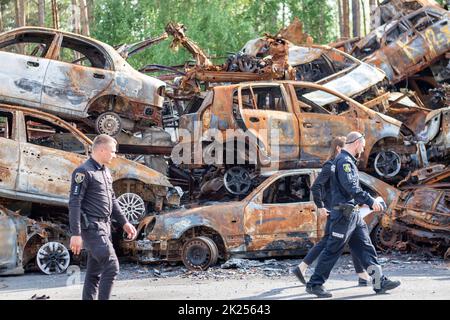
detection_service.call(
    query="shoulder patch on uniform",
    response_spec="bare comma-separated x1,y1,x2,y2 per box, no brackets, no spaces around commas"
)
75,172,85,184
343,163,351,173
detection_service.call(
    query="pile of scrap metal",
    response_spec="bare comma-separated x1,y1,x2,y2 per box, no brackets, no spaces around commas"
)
333,0,449,109
0,205,71,275
120,169,399,270
379,165,450,258
136,11,449,260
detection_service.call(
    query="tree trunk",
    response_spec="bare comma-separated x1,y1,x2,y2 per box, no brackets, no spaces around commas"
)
361,0,367,36
51,0,59,29
338,0,343,40
71,0,80,34
352,0,361,37
15,0,26,27
0,3,4,33
343,0,350,38
87,0,94,27
79,0,90,36
38,0,45,27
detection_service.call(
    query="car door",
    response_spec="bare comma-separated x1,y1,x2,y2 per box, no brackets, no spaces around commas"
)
233,84,299,162
0,111,20,197
41,34,114,117
16,113,87,203
243,172,318,254
0,210,23,274
0,31,54,107
291,84,362,166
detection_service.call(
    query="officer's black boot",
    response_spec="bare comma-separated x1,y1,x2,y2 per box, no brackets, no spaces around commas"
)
292,266,306,285
306,285,332,298
373,276,401,294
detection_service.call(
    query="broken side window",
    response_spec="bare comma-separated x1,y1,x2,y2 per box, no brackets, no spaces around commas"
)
384,22,411,45
183,95,205,114
407,11,441,32
294,87,342,114
263,174,311,204
248,86,288,112
24,116,85,154
0,32,54,57
0,111,13,139
240,87,257,109
58,36,110,69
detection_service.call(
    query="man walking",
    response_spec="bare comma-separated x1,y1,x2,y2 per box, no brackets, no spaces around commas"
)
69,134,137,300
305,131,400,298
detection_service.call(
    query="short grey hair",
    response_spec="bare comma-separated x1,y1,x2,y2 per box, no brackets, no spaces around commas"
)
345,131,365,144
92,134,117,150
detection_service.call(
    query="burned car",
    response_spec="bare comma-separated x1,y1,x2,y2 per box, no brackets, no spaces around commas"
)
0,27,166,136
173,80,419,196
121,169,399,270
0,103,180,225
0,205,70,275
379,166,449,257
348,5,450,104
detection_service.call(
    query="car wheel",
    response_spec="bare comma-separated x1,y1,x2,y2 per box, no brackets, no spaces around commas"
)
373,151,402,178
223,166,252,195
371,224,399,250
36,242,71,275
181,236,218,271
95,112,122,136
117,193,146,224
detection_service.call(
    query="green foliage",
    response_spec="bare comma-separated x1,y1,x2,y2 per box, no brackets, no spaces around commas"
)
0,0,337,70
90,0,337,69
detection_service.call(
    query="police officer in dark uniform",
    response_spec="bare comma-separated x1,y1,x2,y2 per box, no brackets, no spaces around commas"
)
305,132,400,298
292,136,370,286
69,134,137,300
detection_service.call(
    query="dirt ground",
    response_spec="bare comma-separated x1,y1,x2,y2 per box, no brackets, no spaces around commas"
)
0,252,449,300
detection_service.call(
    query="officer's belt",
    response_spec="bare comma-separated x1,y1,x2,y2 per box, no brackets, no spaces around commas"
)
86,215,111,223
333,204,360,218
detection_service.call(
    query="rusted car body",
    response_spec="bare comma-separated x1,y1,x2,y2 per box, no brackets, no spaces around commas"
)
0,104,180,224
0,27,166,136
423,106,450,162
380,166,449,256
174,80,419,186
120,169,399,270
348,6,449,103
0,205,70,275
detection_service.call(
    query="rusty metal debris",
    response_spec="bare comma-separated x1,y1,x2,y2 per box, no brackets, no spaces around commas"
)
335,2,449,108
378,166,449,255
120,169,398,270
0,27,166,136
0,205,70,275
0,104,180,218
0,0,449,275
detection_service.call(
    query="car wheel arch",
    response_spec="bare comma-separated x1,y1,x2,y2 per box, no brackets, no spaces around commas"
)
177,225,228,260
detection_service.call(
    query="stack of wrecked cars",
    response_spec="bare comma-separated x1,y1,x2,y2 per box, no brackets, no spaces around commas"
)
0,104,180,274
1,0,449,275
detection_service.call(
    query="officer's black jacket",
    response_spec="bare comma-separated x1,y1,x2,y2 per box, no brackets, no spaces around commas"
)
330,150,375,209
311,159,333,210
68,158,128,235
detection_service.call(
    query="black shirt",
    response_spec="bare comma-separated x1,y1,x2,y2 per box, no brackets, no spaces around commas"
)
68,157,128,235
311,160,333,210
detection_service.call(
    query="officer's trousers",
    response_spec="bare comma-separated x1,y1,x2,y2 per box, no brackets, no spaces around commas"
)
81,221,119,300
303,216,365,274
307,211,380,287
